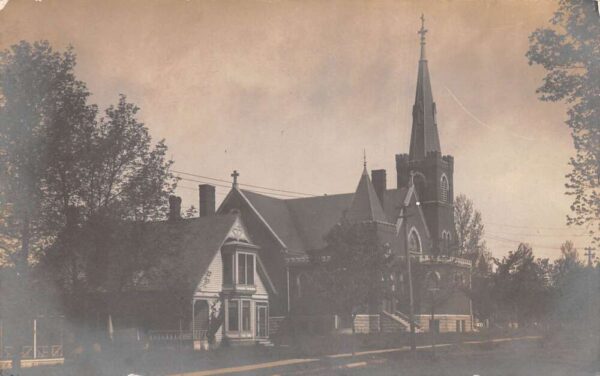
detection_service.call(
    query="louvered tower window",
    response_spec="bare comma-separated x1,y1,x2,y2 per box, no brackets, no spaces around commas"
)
440,175,449,202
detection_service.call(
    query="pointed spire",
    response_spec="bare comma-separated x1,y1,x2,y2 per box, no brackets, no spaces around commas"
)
347,164,387,223
418,13,427,61
409,14,441,161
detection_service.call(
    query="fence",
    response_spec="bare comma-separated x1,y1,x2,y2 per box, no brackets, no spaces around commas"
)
0,317,64,365
147,329,207,342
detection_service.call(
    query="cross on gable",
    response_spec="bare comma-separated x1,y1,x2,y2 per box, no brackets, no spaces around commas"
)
231,170,240,188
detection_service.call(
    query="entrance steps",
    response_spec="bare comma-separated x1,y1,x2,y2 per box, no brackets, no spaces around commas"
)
381,311,423,333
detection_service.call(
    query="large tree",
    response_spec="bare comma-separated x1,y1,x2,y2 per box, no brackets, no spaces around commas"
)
0,41,178,350
491,243,552,326
527,0,600,244
454,194,489,270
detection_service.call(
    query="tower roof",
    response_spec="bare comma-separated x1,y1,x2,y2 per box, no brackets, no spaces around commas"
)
409,15,441,161
346,166,387,223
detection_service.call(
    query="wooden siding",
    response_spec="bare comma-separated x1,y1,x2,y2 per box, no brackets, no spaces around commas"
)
195,249,223,294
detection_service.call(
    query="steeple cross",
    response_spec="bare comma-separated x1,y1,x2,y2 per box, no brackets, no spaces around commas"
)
231,170,240,188
363,149,367,168
418,14,428,45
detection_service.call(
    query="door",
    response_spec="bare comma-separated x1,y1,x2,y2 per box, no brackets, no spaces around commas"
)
256,304,268,338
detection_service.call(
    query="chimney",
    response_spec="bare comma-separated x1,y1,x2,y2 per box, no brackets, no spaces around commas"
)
168,195,182,220
199,184,215,217
371,169,387,208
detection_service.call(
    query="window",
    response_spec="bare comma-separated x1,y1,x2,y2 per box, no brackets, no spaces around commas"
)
223,253,233,285
442,231,451,252
242,301,251,332
440,175,449,202
408,229,422,254
237,253,255,285
228,300,239,332
246,254,254,285
238,253,246,284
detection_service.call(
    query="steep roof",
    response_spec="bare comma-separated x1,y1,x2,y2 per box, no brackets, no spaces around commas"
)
409,17,442,161
346,167,387,223
101,214,238,292
239,187,412,255
240,189,306,259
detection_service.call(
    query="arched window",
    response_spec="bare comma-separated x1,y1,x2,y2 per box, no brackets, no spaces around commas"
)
442,231,451,252
408,228,422,254
440,175,449,203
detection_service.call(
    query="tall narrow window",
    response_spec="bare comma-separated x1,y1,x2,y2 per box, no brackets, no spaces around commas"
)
228,300,239,332
223,253,233,285
238,253,246,284
408,229,422,254
242,301,251,332
246,254,254,285
440,175,449,202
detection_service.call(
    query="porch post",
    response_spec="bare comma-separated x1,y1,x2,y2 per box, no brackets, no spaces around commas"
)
33,319,37,359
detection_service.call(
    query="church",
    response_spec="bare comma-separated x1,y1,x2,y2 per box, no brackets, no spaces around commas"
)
92,18,472,347
209,17,472,338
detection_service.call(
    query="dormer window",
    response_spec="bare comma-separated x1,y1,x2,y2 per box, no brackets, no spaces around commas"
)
223,251,255,287
440,174,449,202
238,253,254,285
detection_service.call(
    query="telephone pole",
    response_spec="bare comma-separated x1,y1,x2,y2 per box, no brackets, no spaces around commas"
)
584,247,596,267
397,171,417,353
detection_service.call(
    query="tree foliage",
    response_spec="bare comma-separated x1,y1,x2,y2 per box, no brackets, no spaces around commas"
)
307,219,393,318
454,194,489,270
0,41,178,323
527,0,600,244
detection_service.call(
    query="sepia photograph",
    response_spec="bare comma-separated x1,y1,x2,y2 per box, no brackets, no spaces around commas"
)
0,0,598,375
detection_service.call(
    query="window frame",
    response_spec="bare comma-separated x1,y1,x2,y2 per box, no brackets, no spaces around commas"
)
227,299,239,332
236,252,255,286
440,174,449,203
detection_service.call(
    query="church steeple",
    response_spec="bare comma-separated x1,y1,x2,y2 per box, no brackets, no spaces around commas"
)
409,14,441,161
347,164,387,223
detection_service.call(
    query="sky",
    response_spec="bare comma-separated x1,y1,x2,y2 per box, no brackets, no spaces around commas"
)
0,0,591,260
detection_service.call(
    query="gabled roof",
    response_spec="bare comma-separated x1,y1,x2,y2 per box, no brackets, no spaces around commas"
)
346,167,387,223
238,189,306,258
100,215,239,292
234,186,417,255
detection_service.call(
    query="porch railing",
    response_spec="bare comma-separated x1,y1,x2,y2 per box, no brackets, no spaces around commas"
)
147,329,207,342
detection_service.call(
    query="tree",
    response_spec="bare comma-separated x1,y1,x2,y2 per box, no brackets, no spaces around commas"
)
0,41,178,343
454,194,489,270
491,243,552,326
308,219,392,322
0,41,96,273
527,0,600,245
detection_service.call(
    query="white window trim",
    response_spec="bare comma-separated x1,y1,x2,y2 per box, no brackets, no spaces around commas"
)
235,252,256,286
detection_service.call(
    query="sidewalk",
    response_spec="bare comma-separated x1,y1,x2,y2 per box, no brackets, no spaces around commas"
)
169,335,543,376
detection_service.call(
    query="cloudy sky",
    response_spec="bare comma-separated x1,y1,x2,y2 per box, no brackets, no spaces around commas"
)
0,0,589,259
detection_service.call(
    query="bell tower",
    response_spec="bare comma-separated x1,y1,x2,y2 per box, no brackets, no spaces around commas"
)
396,15,455,255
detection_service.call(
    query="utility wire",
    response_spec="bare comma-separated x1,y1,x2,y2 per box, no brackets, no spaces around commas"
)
176,176,306,199
172,169,317,197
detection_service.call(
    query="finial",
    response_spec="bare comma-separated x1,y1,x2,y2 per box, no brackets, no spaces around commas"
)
363,149,367,168
418,14,428,60
231,170,240,188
